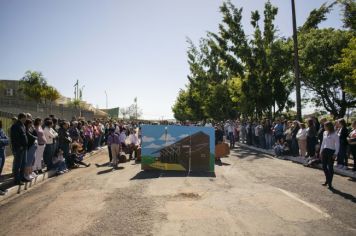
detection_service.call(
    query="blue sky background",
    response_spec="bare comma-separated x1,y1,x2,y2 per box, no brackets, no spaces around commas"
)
0,0,343,119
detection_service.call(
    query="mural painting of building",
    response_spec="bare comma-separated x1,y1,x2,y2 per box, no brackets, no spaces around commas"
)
141,125,215,172
154,131,210,171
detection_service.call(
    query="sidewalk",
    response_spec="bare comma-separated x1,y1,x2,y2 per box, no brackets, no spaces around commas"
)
237,143,356,179
0,147,106,203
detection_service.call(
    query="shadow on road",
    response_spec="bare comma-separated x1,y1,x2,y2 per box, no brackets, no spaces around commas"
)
215,160,231,166
130,170,216,180
97,167,124,175
232,147,273,161
330,188,356,203
348,177,356,182
95,162,111,168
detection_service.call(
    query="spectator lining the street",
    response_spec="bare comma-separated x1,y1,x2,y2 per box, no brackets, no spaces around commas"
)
24,119,38,181
43,119,58,171
52,149,69,175
66,143,90,168
320,121,340,189
296,123,307,158
58,121,72,165
0,120,9,195
336,118,348,170
10,113,28,185
34,118,46,174
347,121,356,172
107,128,120,169
306,119,317,158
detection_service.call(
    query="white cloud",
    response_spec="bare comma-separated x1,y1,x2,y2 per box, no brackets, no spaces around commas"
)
163,141,175,147
142,136,155,143
179,134,189,139
144,143,161,149
159,133,176,142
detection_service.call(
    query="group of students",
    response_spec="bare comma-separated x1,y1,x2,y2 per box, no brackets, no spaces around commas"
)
106,124,141,169
222,117,356,189
0,112,144,195
0,113,114,191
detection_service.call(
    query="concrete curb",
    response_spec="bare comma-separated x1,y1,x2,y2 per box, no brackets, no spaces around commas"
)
0,147,106,203
237,143,356,179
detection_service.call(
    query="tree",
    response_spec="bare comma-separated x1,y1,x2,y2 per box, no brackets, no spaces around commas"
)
172,89,193,121
298,28,355,118
172,0,295,121
20,70,61,103
44,86,61,103
119,104,142,120
333,37,356,96
299,2,336,32
20,70,48,102
338,0,356,31
120,107,129,119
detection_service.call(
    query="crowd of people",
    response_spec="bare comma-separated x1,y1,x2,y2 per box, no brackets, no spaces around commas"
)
218,117,356,188
0,112,143,194
1,113,355,194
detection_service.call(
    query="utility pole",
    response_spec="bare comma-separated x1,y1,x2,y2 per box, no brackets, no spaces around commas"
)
74,80,79,100
291,0,302,121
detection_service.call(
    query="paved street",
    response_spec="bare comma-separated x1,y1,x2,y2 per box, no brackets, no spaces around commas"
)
0,146,355,236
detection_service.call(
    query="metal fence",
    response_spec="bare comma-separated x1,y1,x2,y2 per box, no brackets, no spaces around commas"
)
0,99,95,121
0,111,15,156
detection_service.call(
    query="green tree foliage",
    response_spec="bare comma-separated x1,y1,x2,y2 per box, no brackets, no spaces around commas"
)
338,0,356,31
172,89,193,121
333,37,356,96
300,2,336,32
20,70,61,103
44,86,61,103
298,29,354,118
172,0,355,121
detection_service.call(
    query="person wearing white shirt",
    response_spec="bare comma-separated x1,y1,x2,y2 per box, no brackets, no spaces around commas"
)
119,129,127,148
296,123,307,157
43,120,58,170
320,121,339,189
128,130,140,160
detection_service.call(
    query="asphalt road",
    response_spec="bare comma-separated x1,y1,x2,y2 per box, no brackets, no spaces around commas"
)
0,146,355,236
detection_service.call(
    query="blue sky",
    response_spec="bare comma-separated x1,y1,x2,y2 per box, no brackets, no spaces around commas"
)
0,0,343,119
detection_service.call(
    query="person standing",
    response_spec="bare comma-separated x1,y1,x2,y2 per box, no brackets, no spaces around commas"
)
240,122,247,144
10,113,28,185
347,120,356,172
107,128,120,169
264,119,273,149
273,119,284,143
43,120,58,170
58,121,72,164
291,121,300,156
336,119,349,170
128,129,140,160
317,118,327,145
320,121,339,189
33,118,46,174
306,119,317,158
255,122,264,148
24,119,38,181
0,120,10,194
227,121,235,149
296,123,307,157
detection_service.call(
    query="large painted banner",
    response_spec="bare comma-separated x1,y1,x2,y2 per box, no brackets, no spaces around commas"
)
141,125,215,172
